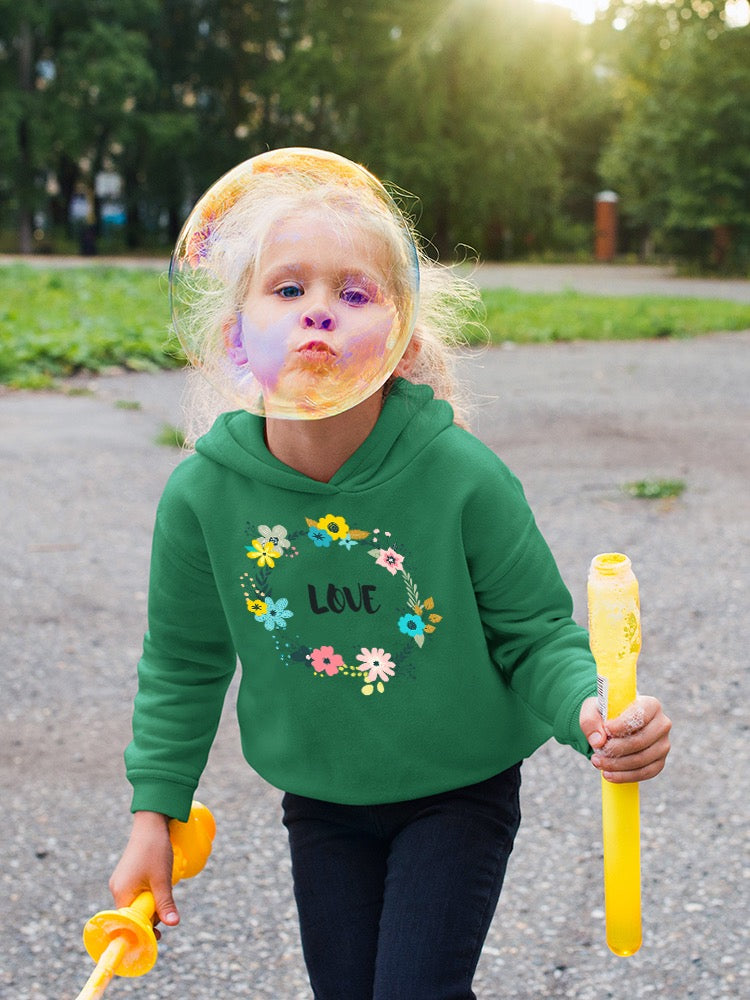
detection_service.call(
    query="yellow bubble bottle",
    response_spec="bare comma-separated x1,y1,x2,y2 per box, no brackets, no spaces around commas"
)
588,553,642,957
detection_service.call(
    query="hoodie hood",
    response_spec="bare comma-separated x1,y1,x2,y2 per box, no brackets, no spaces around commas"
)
194,378,455,495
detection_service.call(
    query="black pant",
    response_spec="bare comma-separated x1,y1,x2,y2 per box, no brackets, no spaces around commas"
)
282,765,522,1000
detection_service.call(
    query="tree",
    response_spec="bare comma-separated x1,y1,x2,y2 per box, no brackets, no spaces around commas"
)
0,2,56,252
0,0,169,251
0,0,618,258
54,13,158,238
597,0,750,266
371,0,609,258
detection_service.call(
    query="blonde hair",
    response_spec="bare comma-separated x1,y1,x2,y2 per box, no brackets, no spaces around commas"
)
174,160,483,444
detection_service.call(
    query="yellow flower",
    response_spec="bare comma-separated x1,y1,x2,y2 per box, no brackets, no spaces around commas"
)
316,514,350,541
246,598,268,616
246,539,278,568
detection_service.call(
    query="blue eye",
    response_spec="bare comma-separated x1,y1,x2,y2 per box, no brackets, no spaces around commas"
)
277,284,303,299
341,286,372,306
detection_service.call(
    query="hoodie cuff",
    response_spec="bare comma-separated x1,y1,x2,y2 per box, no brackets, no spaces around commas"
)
129,776,197,823
555,681,598,758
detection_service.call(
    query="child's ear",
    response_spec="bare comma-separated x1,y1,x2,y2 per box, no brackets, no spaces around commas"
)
394,338,421,378
224,314,248,366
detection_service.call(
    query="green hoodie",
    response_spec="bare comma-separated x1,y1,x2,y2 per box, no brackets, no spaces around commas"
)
126,379,597,821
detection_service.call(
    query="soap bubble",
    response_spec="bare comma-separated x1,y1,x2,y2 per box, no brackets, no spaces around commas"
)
622,704,646,734
170,148,419,419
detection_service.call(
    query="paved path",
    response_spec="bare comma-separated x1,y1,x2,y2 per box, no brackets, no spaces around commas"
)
471,262,750,302
2,328,748,998
3,253,750,301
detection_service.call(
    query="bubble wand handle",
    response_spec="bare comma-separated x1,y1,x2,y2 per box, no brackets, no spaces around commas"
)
74,919,142,999
588,554,642,957
75,802,216,998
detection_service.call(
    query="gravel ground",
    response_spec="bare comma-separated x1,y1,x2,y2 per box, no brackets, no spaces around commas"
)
1,329,749,999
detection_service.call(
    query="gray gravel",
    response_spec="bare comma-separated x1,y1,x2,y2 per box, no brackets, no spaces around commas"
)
2,326,749,999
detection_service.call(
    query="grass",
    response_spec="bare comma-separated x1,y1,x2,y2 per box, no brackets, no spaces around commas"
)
0,265,180,388
155,423,186,449
1,265,749,386
623,478,687,500
478,288,750,344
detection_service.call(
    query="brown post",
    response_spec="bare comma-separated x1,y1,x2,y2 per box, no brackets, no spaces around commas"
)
595,191,619,262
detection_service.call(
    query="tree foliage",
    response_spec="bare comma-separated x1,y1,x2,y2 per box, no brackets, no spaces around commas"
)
596,0,750,266
0,0,748,268
0,0,618,258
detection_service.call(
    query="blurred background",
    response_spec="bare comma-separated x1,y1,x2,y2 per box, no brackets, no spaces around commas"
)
1,0,749,272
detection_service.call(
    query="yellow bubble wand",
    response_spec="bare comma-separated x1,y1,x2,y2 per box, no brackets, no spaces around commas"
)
587,553,642,957
75,801,215,999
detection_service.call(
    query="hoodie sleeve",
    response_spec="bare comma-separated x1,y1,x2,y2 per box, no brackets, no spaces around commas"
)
125,495,237,822
462,455,597,756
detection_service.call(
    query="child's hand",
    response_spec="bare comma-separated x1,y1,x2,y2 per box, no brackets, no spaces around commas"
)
108,811,180,934
579,695,671,783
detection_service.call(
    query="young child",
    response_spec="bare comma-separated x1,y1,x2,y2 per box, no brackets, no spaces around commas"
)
109,148,671,1000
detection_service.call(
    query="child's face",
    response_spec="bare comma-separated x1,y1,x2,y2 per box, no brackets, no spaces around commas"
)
235,209,401,416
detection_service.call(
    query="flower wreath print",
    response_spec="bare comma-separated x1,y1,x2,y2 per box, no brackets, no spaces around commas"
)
239,514,442,697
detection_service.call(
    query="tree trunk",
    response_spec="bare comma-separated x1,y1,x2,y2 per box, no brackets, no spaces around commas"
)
17,20,34,254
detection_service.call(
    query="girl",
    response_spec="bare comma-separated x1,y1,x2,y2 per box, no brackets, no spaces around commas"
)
110,148,671,1000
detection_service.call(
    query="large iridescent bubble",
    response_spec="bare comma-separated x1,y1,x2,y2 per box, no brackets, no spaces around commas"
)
170,148,420,419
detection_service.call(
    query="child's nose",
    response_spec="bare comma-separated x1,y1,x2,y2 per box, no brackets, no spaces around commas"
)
301,306,336,331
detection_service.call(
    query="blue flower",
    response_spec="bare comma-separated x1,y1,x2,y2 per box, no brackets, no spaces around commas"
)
308,526,331,548
398,613,425,637
338,534,358,550
259,597,293,631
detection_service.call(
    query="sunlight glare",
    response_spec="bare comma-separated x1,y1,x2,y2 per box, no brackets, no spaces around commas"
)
533,0,611,24
536,0,750,27
725,0,750,28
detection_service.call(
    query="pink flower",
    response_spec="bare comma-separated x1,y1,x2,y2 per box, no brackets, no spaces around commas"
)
375,547,404,576
310,645,344,676
356,648,396,684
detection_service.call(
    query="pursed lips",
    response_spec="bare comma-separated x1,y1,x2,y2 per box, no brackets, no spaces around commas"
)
296,340,338,358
